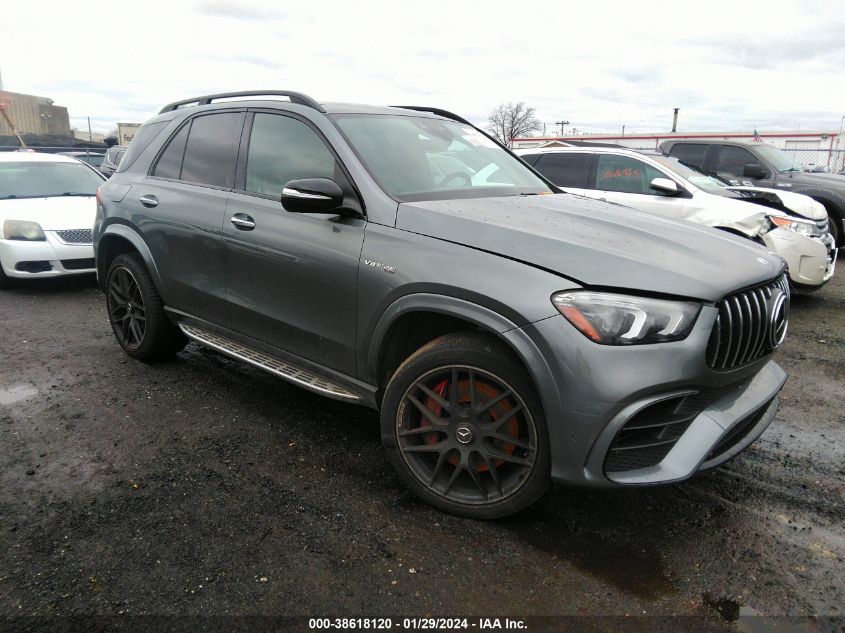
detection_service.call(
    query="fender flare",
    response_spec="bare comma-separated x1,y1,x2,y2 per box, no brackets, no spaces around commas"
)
97,223,164,295
364,292,561,451
364,292,527,384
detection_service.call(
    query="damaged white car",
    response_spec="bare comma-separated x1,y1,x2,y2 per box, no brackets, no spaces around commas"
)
518,147,836,291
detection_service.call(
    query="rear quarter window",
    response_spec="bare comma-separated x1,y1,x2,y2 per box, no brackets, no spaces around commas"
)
116,121,168,173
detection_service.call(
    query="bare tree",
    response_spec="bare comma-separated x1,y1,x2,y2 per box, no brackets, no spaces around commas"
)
487,102,540,147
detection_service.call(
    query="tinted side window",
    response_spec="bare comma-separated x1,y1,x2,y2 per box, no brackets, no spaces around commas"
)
520,154,542,166
116,121,167,172
715,146,760,176
535,153,591,187
245,113,336,198
595,155,665,194
153,123,190,180
668,143,708,170
180,113,243,188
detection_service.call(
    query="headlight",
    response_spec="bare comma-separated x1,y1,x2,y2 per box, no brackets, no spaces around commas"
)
767,215,820,237
2,220,46,241
552,291,701,345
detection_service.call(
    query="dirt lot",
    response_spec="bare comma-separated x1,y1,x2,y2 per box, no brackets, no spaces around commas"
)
0,261,842,629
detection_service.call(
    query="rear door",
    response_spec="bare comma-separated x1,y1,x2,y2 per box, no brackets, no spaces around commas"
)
531,152,592,195
223,111,365,376
135,110,245,325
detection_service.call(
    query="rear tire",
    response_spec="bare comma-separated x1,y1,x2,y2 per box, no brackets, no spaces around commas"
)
380,333,550,519
105,253,187,360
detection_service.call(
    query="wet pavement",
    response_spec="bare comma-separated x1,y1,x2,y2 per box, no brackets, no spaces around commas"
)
0,265,842,626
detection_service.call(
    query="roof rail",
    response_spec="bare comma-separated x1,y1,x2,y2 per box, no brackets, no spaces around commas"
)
391,105,473,127
159,91,325,114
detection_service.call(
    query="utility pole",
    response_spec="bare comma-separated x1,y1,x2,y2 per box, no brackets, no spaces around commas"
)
622,124,626,136
555,120,569,136
88,116,93,142
671,108,680,133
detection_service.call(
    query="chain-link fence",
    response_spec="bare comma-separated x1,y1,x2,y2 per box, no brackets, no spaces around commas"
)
779,148,845,174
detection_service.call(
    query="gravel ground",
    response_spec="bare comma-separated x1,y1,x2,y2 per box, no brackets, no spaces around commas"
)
0,261,842,628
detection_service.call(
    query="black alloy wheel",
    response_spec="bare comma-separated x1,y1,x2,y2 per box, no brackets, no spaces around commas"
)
395,364,538,506
108,266,146,350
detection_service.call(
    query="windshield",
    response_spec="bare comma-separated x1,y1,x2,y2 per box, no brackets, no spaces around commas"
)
331,114,552,201
648,154,729,193
0,161,104,199
754,144,799,172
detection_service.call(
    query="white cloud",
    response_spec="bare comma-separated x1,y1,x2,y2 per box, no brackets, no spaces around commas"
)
1,0,843,134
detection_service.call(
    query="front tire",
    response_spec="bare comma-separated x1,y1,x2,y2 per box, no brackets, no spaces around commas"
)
106,253,186,360
380,333,550,519
0,264,12,290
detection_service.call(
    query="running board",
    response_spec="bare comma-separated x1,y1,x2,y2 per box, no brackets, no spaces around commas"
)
179,322,360,402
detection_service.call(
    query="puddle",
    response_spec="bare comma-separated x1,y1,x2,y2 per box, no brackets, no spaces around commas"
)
0,383,39,405
505,512,676,601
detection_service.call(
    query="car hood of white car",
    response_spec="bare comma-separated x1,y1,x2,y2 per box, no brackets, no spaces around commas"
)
724,186,827,221
0,196,97,231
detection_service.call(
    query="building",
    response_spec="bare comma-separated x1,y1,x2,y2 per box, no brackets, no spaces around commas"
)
117,123,142,146
0,90,71,135
72,129,107,144
512,130,845,172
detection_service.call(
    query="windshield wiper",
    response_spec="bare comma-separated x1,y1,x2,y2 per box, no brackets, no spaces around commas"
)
58,192,94,197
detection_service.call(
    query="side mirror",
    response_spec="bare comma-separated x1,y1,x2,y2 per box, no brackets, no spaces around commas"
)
281,178,344,213
743,163,767,179
649,177,680,195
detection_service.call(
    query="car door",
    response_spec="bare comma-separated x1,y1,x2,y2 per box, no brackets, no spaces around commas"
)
584,154,687,219
223,111,365,376
136,110,244,325
532,152,592,195
713,145,775,187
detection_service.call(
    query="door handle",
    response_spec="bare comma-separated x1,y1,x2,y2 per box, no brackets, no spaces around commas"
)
230,213,255,230
139,194,159,208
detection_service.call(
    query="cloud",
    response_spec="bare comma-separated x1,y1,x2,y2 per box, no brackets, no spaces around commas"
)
195,0,279,20
1,0,843,135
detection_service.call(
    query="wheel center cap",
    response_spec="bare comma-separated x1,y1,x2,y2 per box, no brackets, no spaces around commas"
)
456,425,473,444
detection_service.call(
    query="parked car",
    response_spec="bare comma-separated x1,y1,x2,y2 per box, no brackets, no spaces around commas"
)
660,139,845,246
99,145,127,178
0,152,104,288
95,90,790,518
58,151,106,170
518,147,836,291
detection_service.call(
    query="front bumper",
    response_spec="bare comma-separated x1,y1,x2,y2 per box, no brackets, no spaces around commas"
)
762,228,836,288
0,232,95,279
506,309,787,488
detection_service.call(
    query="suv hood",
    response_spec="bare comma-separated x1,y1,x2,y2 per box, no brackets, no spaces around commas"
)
396,194,784,302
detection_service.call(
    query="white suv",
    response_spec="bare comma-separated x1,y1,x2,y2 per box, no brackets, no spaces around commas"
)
518,147,836,291
0,152,104,287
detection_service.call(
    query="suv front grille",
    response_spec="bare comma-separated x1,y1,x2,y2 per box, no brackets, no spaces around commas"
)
55,229,93,244
706,274,790,370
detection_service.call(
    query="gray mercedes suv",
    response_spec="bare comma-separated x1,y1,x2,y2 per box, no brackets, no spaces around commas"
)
94,90,789,518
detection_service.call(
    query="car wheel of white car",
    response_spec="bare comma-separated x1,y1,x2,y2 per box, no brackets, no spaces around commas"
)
0,265,12,290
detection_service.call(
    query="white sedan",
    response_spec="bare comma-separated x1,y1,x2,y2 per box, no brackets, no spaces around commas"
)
0,152,105,288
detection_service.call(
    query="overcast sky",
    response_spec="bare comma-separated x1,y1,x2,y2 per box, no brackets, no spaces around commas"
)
2,0,844,136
